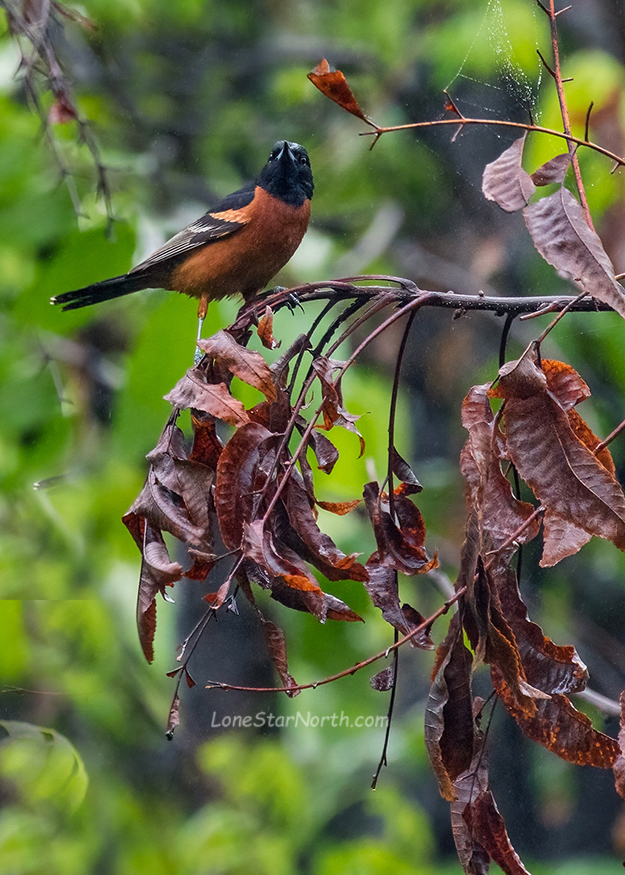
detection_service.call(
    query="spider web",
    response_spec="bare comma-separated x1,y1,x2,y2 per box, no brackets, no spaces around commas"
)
444,0,544,124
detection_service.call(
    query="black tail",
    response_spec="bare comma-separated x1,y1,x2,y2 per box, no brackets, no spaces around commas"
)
51,273,152,311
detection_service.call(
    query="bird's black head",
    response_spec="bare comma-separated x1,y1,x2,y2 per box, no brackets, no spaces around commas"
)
258,140,314,207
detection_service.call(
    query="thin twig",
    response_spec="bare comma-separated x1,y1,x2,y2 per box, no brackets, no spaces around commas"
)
206,586,465,695
543,0,595,231
359,118,625,169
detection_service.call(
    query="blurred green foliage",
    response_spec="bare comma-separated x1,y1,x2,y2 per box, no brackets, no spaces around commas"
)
1,0,625,871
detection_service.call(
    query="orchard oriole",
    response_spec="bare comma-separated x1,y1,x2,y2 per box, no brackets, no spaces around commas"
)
52,140,314,335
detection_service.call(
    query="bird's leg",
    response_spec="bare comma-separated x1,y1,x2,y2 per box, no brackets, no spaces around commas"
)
194,295,209,365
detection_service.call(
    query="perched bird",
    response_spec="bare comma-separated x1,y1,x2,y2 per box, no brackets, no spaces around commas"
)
52,140,314,338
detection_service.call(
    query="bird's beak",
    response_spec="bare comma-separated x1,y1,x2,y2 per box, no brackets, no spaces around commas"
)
277,141,294,163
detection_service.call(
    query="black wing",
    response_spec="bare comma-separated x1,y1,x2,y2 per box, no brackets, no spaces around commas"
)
129,183,256,275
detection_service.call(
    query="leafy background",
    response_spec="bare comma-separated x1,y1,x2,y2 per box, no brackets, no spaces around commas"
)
1,0,625,872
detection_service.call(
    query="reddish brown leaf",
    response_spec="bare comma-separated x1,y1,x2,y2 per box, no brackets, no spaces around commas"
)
307,58,374,125
214,423,281,550
280,474,368,582
364,481,438,576
260,619,300,698
316,498,361,516
198,329,277,401
461,383,540,565
540,358,590,410
123,423,213,550
270,578,363,623
257,306,279,350
305,429,340,474
493,668,620,767
531,152,571,186
465,560,539,717
244,519,323,593
135,522,183,663
524,185,625,319
482,135,535,212
495,566,588,696
312,356,365,454
189,411,223,469
539,358,616,475
425,615,475,801
463,791,532,875
493,351,625,565
184,548,219,581
614,690,625,799
363,564,433,646
165,369,250,426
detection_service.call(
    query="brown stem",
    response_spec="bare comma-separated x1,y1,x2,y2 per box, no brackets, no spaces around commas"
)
594,420,625,456
543,0,595,231
360,118,625,169
206,586,466,695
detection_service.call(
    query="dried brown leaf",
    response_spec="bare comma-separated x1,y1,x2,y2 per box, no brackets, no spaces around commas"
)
495,566,588,696
316,498,361,516
482,135,535,212
214,423,281,550
363,564,433,646
463,791,532,875
307,58,374,125
165,370,250,426
531,153,571,186
198,329,277,401
135,522,183,663
260,619,300,697
257,306,279,350
494,352,625,564
364,481,438,576
461,383,540,564
370,664,396,691
524,186,625,318
425,615,475,801
614,690,625,799
493,668,620,767
281,475,368,582
390,446,423,494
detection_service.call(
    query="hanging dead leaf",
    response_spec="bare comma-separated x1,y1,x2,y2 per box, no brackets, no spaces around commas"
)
531,152,571,186
364,481,438,575
134,521,183,663
257,306,279,350
495,566,588,696
390,446,423,494
425,615,475,801
493,667,620,767
189,411,223,469
308,58,375,126
260,619,300,698
316,498,361,515
214,423,281,550
281,474,368,582
463,790,532,875
363,564,433,646
524,185,625,319
198,329,277,401
482,135,536,212
493,351,625,565
165,369,250,426
370,663,396,691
